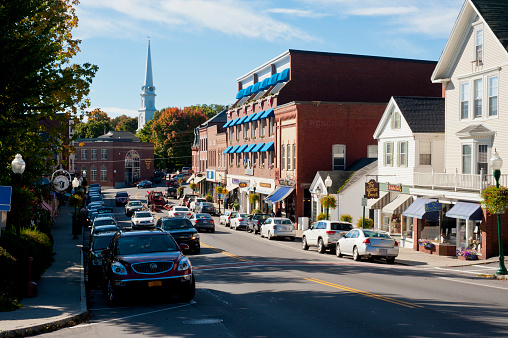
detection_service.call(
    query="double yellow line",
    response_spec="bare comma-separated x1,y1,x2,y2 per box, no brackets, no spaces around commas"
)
201,243,251,262
305,278,422,309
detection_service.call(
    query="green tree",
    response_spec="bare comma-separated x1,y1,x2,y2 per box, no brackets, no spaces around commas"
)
112,115,138,133
74,120,113,138
187,104,227,119
87,108,110,122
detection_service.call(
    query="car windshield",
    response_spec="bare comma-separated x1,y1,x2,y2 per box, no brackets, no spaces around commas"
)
201,202,212,206
363,231,391,238
330,223,353,231
195,214,212,219
115,235,178,255
92,234,115,250
90,197,102,202
274,219,292,225
253,214,270,220
174,207,188,211
98,208,113,214
94,219,116,226
129,201,142,206
161,218,193,230
135,212,152,218
238,213,250,218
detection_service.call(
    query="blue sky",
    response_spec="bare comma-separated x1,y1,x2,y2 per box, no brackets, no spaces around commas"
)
72,0,464,119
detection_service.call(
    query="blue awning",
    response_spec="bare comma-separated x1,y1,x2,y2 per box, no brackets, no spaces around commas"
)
243,144,256,152
260,142,274,152
236,89,244,99
402,198,439,220
277,68,290,83
244,113,256,123
251,111,264,121
246,85,254,96
251,143,265,152
260,78,271,90
223,146,233,154
223,120,232,128
236,115,248,125
229,145,240,153
266,186,294,203
253,82,261,93
446,202,483,221
229,118,239,127
268,73,278,86
260,108,274,119
235,144,248,153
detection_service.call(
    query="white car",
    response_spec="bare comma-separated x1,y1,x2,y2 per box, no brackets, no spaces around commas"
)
189,197,207,212
131,211,155,229
169,206,192,218
230,213,250,231
260,217,295,241
219,211,238,227
302,221,353,253
91,216,118,234
336,229,399,264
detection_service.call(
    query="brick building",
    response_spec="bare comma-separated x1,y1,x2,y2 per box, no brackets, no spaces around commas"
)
74,131,154,188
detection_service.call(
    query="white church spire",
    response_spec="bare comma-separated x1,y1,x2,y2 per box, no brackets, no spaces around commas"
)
138,40,157,131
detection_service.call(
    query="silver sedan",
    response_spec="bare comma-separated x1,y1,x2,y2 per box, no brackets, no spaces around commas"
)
336,229,399,264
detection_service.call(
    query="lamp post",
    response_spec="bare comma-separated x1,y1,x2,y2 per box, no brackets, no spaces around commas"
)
72,177,80,239
490,150,508,275
325,175,332,220
315,186,322,220
11,154,26,236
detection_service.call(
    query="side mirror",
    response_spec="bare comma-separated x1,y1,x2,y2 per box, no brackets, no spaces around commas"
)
179,243,190,251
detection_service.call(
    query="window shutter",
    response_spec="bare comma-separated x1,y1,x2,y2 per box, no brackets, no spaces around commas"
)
390,142,394,167
396,142,400,167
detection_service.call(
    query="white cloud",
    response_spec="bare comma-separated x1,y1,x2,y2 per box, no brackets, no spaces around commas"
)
266,8,328,18
347,6,418,16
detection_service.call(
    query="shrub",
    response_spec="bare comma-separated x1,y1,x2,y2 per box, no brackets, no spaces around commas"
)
206,193,213,202
357,217,374,229
249,193,259,204
340,214,352,223
316,213,327,221
0,246,21,311
252,209,262,214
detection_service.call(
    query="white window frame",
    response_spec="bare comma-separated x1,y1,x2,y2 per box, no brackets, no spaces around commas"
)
81,149,87,160
460,82,469,120
243,123,249,139
91,166,97,181
488,75,498,116
269,117,275,135
477,143,489,175
419,140,432,166
287,143,291,170
292,143,296,170
475,28,483,64
462,143,473,174
384,142,393,167
474,78,483,118
252,121,257,138
398,141,408,167
236,125,241,141
332,144,346,170
281,144,285,170
91,149,97,160
392,111,401,129
269,151,274,167
367,145,378,158
260,119,266,137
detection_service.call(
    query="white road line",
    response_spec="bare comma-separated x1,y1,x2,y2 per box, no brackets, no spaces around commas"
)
434,267,488,275
75,301,195,328
473,265,498,269
438,277,508,290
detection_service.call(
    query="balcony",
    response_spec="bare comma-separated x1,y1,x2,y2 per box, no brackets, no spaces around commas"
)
413,170,508,192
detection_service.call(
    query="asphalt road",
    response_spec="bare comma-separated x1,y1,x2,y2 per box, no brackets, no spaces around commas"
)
43,184,508,337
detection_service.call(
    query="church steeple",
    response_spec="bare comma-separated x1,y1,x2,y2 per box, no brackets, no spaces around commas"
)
138,40,157,131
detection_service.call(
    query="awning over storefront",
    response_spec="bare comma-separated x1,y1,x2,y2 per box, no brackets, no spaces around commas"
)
191,175,206,184
225,185,238,192
260,109,274,119
382,194,413,215
42,201,52,212
236,115,248,125
223,146,233,154
251,111,264,121
266,186,294,203
260,142,275,152
446,202,482,221
252,143,265,152
236,89,244,99
402,198,439,220
368,191,390,209
186,174,195,183
229,118,239,127
249,187,273,195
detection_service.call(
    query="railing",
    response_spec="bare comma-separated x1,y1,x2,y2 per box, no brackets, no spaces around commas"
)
413,169,508,192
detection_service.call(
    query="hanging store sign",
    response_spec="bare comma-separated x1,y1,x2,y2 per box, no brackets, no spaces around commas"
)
260,182,271,189
51,169,72,192
365,179,379,199
387,184,402,192
238,182,248,188
425,202,442,212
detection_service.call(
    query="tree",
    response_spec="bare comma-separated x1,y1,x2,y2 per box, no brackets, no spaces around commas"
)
74,120,113,139
112,115,138,133
187,104,227,119
87,108,110,122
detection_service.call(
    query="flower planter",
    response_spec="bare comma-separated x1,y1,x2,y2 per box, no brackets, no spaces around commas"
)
457,255,478,261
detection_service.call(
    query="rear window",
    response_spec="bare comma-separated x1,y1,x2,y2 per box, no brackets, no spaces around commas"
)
196,214,212,219
116,192,129,197
129,201,142,206
330,223,353,231
174,207,188,211
92,234,115,250
135,212,152,218
116,234,178,255
274,219,292,225
253,214,270,220
94,219,116,226
363,231,390,238
161,218,193,230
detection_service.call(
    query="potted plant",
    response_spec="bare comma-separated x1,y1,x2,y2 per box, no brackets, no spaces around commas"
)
316,213,327,221
357,217,373,229
206,193,213,202
232,203,240,211
418,239,435,250
189,182,197,192
481,185,508,215
456,247,478,260
340,214,352,223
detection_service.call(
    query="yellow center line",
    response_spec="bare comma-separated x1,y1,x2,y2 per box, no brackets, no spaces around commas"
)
304,278,422,309
201,243,251,262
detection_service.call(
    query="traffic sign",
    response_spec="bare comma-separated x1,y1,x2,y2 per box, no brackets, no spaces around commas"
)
178,179,183,184
361,197,367,206
223,189,228,194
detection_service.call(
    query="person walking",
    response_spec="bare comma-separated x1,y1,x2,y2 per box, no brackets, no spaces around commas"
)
224,196,229,210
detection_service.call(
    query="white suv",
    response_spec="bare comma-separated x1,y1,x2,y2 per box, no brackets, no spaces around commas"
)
189,197,207,212
302,221,353,253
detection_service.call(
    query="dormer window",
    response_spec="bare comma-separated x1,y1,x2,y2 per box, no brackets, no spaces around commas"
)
475,29,483,64
392,111,401,129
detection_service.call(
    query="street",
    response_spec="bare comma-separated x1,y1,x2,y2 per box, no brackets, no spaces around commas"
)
44,184,508,337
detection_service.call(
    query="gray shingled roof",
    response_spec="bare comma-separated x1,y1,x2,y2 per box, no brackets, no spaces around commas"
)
393,97,445,133
317,171,354,194
96,131,140,141
472,0,508,52
340,160,378,193
456,123,496,137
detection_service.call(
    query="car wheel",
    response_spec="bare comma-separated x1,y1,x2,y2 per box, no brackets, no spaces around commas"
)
235,224,239,231
106,278,120,306
268,231,273,240
211,228,215,233
386,257,395,264
317,239,325,254
179,274,196,302
336,243,343,258
302,236,309,250
353,246,362,261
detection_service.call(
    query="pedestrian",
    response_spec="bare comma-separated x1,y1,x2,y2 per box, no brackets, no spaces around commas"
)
275,209,281,217
224,196,229,209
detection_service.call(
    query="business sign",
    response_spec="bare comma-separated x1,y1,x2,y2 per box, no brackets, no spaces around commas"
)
387,184,402,192
0,186,12,212
238,182,248,188
206,170,215,181
260,182,271,189
365,179,379,199
232,178,240,184
425,202,442,212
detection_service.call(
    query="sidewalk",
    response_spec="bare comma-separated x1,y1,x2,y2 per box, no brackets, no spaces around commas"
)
0,205,87,338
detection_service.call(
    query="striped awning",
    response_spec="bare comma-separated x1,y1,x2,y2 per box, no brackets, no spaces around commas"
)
382,194,413,215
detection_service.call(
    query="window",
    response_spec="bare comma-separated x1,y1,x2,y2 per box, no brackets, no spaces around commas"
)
462,144,472,174
269,151,274,167
243,123,249,139
478,144,488,174
236,153,240,166
81,149,87,160
91,149,97,160
252,121,257,138
392,111,401,129
333,144,345,170
236,125,241,141
476,29,483,64
81,166,87,178
260,119,266,137
101,149,107,160
287,144,291,170
281,144,285,170
489,76,498,116
398,141,408,167
100,166,107,181
260,152,266,167
229,127,234,140
384,142,393,167
269,117,275,135
229,153,233,166
419,140,431,165
293,143,296,170
367,145,378,158
91,166,97,181
474,79,482,118
252,152,257,166
461,82,469,119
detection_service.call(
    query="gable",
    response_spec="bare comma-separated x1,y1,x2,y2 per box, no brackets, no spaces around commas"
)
373,97,413,140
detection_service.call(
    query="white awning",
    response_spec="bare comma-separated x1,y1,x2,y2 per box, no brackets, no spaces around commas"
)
187,175,206,184
382,194,413,215
186,174,195,183
368,191,389,209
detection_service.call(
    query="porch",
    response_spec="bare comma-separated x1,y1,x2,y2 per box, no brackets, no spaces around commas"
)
413,170,508,192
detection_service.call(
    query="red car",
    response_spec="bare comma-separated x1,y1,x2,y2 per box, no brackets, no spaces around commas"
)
115,191,130,207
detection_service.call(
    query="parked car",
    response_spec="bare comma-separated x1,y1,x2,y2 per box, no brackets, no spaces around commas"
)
97,207,114,215
181,167,191,173
220,211,238,227
101,229,195,305
115,191,130,206
131,210,156,230
92,224,119,235
137,180,153,189
189,213,215,233
260,217,296,241
302,221,353,253
180,194,197,206
89,183,101,193
336,229,399,263
87,202,103,212
91,216,117,229
230,213,250,231
83,231,116,287
156,217,200,254
195,202,215,215
247,213,271,234
189,197,207,211
125,200,144,216
89,196,104,206
168,206,192,218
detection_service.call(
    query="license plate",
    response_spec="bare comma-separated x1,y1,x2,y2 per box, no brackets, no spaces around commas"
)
148,281,162,287
379,249,387,254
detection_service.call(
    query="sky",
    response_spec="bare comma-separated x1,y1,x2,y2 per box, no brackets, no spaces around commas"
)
71,0,465,120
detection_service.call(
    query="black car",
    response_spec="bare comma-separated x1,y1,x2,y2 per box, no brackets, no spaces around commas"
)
83,231,116,287
115,191,130,206
248,213,271,234
156,217,200,254
165,187,178,199
195,202,216,215
89,183,101,193
101,229,194,305
189,213,215,233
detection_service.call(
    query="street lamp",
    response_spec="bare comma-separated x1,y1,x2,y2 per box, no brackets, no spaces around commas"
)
71,177,81,239
325,175,332,220
11,154,26,236
490,150,508,275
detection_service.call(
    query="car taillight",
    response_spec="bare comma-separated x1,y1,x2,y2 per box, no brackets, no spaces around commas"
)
239,218,244,221
394,240,399,247
363,238,371,245
326,231,336,235
211,220,214,223
187,213,191,216
273,225,276,230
